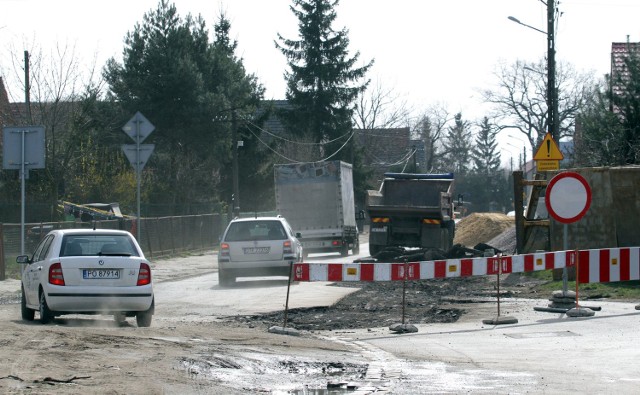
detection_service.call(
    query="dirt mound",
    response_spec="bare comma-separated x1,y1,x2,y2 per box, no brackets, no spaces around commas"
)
454,212,515,249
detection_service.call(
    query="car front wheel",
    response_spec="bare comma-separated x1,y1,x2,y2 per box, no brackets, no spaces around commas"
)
39,291,54,324
21,286,34,321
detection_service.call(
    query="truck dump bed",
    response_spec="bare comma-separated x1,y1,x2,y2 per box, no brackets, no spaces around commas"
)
366,173,455,254
367,173,454,219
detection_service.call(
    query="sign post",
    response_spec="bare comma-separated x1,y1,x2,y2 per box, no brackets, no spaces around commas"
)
3,126,45,255
122,112,155,241
545,171,592,313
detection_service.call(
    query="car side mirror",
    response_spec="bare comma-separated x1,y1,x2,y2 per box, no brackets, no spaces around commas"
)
16,255,31,264
296,232,302,238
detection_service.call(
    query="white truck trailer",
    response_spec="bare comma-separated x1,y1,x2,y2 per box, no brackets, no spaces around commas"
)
274,161,359,257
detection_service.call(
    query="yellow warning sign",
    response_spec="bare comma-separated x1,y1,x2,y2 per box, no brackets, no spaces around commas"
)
536,160,560,171
533,133,564,161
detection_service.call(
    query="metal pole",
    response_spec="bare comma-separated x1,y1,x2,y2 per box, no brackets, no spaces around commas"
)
231,111,240,217
562,223,568,294
20,129,26,256
283,262,294,329
136,120,141,241
401,260,407,325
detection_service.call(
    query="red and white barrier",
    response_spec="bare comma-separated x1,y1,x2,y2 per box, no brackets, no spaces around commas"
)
293,247,640,285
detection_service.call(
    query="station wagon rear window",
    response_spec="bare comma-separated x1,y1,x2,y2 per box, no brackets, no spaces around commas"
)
224,221,287,242
60,234,139,257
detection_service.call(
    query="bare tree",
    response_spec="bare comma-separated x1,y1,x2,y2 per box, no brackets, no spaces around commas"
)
352,77,413,130
413,103,451,172
481,58,595,152
2,40,103,204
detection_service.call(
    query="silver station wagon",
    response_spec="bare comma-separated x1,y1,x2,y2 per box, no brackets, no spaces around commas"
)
18,229,154,327
217,216,303,287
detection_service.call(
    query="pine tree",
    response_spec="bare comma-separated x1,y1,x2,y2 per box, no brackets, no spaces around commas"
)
275,0,373,161
443,113,472,175
471,117,501,174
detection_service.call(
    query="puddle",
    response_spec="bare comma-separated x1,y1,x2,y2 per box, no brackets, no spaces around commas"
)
179,355,371,393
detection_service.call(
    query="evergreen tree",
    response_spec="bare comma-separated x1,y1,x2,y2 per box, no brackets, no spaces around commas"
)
443,113,472,175
275,0,373,161
471,117,501,174
103,1,264,211
461,117,510,213
577,51,640,166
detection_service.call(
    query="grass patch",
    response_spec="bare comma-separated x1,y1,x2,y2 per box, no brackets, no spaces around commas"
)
521,270,640,300
2,256,23,280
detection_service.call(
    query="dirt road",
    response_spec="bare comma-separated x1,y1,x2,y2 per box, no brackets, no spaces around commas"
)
0,253,377,394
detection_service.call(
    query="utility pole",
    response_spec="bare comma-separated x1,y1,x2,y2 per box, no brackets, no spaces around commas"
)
24,51,31,124
231,111,240,218
547,0,558,143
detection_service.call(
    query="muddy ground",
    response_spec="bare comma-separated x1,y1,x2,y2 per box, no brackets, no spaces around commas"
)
232,272,551,332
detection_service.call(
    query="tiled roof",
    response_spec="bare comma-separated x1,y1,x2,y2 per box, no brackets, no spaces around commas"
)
611,41,640,96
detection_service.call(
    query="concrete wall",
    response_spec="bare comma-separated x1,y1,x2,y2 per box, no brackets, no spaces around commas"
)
549,166,640,250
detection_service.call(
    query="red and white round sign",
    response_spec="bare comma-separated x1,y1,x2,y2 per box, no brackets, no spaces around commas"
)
545,171,591,224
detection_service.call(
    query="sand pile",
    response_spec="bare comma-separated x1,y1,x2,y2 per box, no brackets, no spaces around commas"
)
454,213,515,249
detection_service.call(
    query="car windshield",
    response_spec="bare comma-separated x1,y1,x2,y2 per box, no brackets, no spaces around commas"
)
225,221,287,242
60,234,139,257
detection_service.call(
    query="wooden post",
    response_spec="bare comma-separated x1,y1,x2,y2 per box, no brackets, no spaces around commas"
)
0,223,5,281
513,171,525,254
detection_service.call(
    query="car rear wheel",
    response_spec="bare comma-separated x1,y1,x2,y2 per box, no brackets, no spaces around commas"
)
136,300,153,327
39,291,54,324
21,287,34,321
218,270,236,288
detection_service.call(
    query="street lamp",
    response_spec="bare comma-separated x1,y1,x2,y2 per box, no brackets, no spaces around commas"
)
508,1,559,143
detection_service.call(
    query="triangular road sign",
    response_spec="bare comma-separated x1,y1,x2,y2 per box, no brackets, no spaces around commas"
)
122,144,155,172
533,133,564,161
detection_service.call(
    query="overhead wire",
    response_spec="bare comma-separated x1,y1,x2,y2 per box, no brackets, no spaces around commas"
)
246,119,352,145
245,124,355,163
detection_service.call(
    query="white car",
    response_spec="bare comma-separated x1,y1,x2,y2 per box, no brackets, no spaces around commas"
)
18,229,154,327
218,216,303,287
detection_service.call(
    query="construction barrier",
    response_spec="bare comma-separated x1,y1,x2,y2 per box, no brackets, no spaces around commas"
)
293,247,640,285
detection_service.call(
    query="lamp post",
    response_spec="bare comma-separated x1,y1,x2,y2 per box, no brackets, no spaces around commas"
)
508,1,559,143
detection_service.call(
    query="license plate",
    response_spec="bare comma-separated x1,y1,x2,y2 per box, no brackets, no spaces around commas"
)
243,247,270,254
303,241,324,247
83,269,121,279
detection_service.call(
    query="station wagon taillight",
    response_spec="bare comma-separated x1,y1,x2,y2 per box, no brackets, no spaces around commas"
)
283,240,293,254
137,263,152,286
49,262,65,286
220,242,230,257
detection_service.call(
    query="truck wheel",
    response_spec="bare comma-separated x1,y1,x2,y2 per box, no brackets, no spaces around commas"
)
340,243,349,257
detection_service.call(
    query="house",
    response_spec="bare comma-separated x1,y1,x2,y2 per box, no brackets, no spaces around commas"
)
354,127,415,182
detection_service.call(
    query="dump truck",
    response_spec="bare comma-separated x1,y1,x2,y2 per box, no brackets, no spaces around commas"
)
274,161,359,257
366,173,455,256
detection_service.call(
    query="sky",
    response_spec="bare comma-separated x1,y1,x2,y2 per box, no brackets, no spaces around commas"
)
2,0,640,165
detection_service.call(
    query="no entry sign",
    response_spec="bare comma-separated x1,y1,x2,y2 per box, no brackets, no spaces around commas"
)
545,172,592,224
